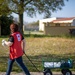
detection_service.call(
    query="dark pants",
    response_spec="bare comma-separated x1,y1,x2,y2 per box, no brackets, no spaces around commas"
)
6,56,30,75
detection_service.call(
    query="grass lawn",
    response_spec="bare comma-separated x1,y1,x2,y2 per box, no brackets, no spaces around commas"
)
0,35,75,72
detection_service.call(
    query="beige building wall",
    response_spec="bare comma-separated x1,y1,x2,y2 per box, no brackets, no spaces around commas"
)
44,26,75,35
46,23,71,26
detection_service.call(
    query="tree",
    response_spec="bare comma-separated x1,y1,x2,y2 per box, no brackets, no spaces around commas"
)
0,15,13,35
0,0,11,15
28,21,39,26
0,0,68,35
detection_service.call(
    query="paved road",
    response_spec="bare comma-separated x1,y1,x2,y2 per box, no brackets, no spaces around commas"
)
0,72,75,75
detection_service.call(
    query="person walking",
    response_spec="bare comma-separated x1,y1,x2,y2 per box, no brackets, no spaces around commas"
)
2,23,30,75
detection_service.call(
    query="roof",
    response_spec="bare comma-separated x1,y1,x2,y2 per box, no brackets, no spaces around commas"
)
51,17,75,23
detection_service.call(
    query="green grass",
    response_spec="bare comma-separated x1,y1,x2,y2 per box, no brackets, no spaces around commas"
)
0,35,75,72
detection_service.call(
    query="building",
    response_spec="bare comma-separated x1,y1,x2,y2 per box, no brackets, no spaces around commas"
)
39,17,75,35
39,17,65,31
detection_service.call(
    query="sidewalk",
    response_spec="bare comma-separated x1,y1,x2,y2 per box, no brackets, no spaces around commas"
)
0,72,42,75
0,72,75,75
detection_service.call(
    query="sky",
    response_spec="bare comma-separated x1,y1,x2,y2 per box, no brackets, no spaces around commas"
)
12,0,75,23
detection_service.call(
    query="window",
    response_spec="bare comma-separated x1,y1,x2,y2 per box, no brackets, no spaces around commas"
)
55,23,60,26
45,22,50,26
66,24,71,26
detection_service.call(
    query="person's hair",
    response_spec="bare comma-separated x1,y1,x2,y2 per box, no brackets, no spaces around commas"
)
10,23,18,33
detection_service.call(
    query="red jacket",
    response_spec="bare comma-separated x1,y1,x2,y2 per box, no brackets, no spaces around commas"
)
10,32,23,59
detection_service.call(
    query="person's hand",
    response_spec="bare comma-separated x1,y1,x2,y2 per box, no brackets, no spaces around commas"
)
2,39,6,46
23,50,25,54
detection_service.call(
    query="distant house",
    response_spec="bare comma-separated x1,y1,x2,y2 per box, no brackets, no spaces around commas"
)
39,17,58,31
39,17,75,35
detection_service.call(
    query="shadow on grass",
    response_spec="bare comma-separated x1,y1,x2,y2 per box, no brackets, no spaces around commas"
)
1,34,75,39
23,54,75,72
0,56,8,72
0,54,75,72
24,34,75,39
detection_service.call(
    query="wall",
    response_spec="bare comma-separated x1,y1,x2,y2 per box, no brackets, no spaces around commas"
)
44,26,75,35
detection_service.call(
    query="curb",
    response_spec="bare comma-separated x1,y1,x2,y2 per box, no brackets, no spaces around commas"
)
0,72,75,75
